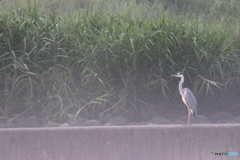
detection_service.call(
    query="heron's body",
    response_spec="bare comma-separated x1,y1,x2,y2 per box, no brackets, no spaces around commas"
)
181,88,197,117
171,73,197,124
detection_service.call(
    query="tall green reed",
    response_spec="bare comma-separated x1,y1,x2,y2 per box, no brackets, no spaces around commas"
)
0,0,239,121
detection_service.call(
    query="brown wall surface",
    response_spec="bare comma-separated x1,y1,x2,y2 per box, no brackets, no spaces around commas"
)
0,124,239,160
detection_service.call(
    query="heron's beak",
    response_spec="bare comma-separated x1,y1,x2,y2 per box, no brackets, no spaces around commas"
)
171,75,177,77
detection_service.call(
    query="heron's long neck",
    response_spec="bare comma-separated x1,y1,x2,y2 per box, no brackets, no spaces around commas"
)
179,76,184,96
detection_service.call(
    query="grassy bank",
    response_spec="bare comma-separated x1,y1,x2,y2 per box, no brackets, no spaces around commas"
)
0,0,239,122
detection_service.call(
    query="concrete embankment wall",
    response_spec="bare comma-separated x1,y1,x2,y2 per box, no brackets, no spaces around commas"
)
0,124,239,160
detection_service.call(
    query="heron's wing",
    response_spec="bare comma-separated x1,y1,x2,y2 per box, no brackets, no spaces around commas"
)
182,88,197,115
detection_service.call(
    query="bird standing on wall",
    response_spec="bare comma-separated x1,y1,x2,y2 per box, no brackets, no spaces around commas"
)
171,73,197,125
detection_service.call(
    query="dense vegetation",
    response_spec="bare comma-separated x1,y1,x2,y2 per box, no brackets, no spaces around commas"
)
0,0,239,122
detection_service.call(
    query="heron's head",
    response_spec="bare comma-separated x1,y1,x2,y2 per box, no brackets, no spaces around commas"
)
171,72,184,78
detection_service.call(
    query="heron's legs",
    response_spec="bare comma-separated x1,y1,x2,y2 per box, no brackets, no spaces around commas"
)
187,107,191,125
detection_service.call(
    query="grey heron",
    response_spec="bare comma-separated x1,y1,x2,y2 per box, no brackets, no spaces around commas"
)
171,73,197,124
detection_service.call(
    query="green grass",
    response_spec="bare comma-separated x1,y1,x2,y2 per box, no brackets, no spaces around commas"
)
0,0,240,122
